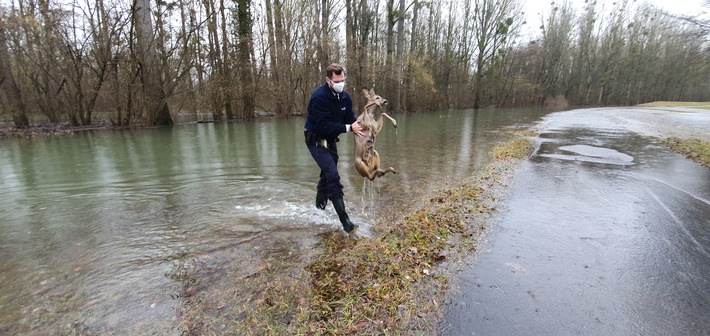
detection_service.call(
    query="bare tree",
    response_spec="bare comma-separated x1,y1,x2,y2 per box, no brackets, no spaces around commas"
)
0,0,708,132
52,0,123,126
346,0,375,110
16,0,64,123
536,1,575,104
264,0,278,79
264,0,294,116
317,0,333,71
0,21,29,128
235,0,255,119
202,0,225,120
471,0,521,109
402,0,420,112
270,0,297,116
133,0,172,126
676,0,710,35
394,0,405,112
385,0,396,102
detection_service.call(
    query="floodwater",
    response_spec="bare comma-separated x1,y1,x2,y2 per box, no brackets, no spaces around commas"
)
441,107,710,335
0,108,549,334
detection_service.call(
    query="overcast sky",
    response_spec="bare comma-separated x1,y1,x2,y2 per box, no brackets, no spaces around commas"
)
524,0,707,22
521,0,707,37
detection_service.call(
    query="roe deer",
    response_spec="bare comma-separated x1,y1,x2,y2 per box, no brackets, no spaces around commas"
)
354,88,397,181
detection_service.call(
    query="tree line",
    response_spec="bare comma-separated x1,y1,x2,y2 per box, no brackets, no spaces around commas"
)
0,0,708,129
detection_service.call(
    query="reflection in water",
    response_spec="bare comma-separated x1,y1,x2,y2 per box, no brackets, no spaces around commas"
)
0,108,548,333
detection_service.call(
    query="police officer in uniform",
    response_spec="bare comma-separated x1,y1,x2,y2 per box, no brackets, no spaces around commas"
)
304,63,364,234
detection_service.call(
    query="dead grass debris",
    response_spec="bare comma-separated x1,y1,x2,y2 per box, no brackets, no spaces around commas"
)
180,136,536,335
662,137,710,168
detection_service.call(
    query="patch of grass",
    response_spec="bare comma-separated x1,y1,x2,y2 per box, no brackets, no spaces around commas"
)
293,136,533,334
300,183,487,334
512,129,538,138
492,138,534,160
179,241,318,335
662,137,710,168
637,101,710,110
179,134,536,335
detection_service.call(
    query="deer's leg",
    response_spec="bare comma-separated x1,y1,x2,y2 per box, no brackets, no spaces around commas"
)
369,150,396,179
374,113,397,134
381,113,397,128
362,150,380,181
374,114,386,134
355,156,372,179
375,167,396,177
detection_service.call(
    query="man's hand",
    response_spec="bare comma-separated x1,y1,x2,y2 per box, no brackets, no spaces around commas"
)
351,119,365,137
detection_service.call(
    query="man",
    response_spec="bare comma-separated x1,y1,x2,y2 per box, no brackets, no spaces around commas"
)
304,63,364,234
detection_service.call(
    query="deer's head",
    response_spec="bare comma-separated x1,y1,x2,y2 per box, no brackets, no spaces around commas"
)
362,88,388,108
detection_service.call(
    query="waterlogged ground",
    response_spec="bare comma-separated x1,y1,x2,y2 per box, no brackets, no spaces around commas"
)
3,105,707,335
178,137,534,335
0,108,550,335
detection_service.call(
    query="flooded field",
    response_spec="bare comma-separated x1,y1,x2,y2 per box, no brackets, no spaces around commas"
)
0,108,549,334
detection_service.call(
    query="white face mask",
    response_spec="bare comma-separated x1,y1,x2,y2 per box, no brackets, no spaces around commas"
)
331,81,345,93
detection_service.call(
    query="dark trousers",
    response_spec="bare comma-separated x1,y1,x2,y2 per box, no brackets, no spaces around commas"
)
306,137,343,200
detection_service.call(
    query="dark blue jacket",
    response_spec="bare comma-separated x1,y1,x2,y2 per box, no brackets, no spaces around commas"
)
304,83,356,139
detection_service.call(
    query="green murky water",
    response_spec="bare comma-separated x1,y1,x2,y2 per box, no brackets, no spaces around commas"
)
0,108,549,334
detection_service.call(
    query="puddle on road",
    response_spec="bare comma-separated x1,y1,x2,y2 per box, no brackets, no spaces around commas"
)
538,144,635,166
442,108,710,336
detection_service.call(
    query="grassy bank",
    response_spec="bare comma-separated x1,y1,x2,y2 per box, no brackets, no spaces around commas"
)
634,103,710,160
637,101,710,110
180,133,535,335
662,137,710,169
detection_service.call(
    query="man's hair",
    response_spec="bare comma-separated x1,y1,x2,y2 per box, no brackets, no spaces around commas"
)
326,63,346,78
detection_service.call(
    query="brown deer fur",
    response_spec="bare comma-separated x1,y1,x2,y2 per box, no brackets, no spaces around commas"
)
354,89,397,181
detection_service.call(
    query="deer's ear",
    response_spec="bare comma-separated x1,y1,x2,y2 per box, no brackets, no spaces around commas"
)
362,89,370,99
369,88,376,97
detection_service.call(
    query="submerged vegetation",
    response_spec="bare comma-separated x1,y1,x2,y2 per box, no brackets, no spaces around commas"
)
180,135,534,335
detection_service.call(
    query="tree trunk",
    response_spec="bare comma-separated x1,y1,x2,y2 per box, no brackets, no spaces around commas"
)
404,0,419,112
346,0,364,109
273,0,292,116
346,0,355,94
220,0,234,120
385,0,395,99
318,0,330,71
203,0,223,120
265,0,286,115
235,0,255,119
395,0,405,113
345,0,372,110
178,0,196,117
471,0,517,109
133,0,172,126
265,0,278,77
473,53,484,109
409,0,419,55
0,25,29,128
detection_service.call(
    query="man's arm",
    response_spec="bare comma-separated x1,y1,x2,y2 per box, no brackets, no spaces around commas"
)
344,94,364,136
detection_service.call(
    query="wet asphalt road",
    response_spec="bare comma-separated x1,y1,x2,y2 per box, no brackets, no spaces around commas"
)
441,107,710,336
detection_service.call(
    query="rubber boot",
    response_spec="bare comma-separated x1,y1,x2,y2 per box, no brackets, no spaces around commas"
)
331,197,359,234
315,190,328,210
